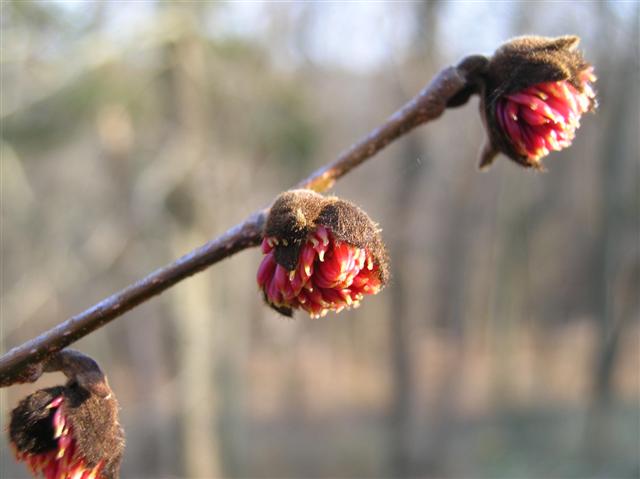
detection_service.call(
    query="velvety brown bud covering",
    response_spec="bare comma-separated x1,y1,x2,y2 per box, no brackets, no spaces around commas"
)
486,36,590,95
9,377,124,478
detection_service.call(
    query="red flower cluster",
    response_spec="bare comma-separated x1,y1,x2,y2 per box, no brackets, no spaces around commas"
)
496,67,596,165
258,225,383,318
10,352,124,479
12,395,104,479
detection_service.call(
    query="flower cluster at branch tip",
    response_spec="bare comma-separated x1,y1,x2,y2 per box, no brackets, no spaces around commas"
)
10,381,124,479
495,67,596,166
257,190,388,318
12,395,103,479
474,35,598,170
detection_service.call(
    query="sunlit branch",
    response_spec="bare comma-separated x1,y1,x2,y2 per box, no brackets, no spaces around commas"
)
0,56,482,387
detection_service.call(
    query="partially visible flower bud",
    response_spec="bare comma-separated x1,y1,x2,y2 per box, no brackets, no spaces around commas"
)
257,190,389,318
478,35,597,170
9,352,124,479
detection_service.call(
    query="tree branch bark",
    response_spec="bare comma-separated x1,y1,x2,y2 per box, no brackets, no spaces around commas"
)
0,59,479,387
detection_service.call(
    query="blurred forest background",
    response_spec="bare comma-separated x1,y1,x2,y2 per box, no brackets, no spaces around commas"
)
1,1,638,478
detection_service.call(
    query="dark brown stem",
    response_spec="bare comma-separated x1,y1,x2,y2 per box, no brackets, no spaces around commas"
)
1,349,112,397
43,349,113,398
298,64,473,192
0,59,478,387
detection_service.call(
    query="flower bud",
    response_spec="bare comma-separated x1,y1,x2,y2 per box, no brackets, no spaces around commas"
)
478,35,597,170
9,352,124,479
257,190,389,318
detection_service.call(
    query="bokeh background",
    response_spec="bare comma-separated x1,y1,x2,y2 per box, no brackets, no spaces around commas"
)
1,2,638,478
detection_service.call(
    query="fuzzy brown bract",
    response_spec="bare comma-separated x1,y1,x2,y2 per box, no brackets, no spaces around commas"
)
10,382,125,479
10,387,64,456
265,189,326,243
315,199,389,284
486,36,590,97
265,189,389,281
265,189,328,271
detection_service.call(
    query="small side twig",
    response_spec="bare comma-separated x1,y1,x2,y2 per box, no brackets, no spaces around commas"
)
0,59,478,387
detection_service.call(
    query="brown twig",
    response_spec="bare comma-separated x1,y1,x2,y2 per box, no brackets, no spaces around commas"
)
0,57,481,387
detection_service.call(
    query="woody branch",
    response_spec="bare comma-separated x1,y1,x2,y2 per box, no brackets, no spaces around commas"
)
0,56,483,387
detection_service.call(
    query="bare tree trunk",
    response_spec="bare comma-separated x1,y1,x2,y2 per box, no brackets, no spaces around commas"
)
168,21,224,478
388,3,440,476
585,3,639,467
388,137,422,478
172,232,222,478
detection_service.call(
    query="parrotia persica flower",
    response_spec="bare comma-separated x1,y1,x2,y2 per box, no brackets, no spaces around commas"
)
478,35,597,170
257,190,389,318
9,381,124,479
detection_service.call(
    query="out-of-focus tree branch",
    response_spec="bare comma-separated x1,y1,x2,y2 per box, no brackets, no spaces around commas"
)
0,57,482,387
